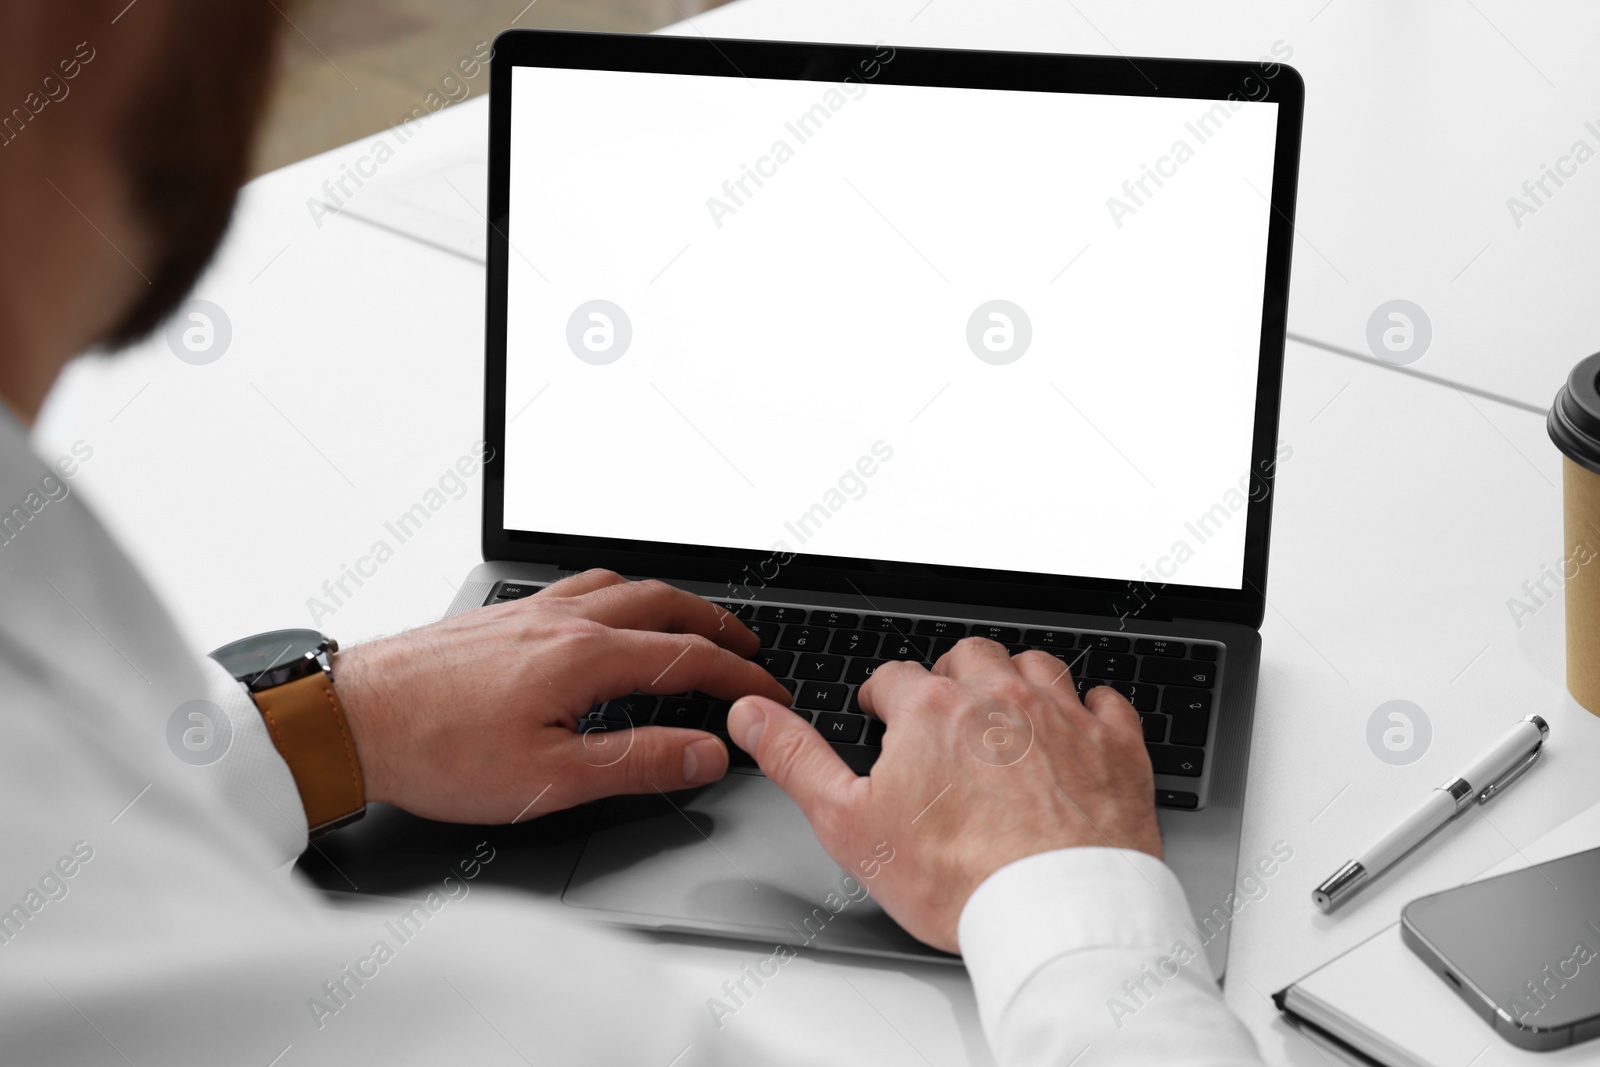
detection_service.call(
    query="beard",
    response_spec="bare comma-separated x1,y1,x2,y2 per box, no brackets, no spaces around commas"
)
100,1,283,350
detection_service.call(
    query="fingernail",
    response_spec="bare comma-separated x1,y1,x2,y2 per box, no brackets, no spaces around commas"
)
684,737,726,785
728,698,766,754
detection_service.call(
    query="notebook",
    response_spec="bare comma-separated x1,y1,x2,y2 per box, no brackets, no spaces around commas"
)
1275,802,1600,1067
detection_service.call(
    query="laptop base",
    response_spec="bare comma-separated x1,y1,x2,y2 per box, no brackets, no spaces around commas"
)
446,560,1259,977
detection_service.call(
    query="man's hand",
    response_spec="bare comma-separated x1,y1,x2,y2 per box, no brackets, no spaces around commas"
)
331,570,790,824
727,640,1161,953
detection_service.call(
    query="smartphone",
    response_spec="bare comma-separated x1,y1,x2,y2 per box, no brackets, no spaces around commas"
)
1402,845,1600,1051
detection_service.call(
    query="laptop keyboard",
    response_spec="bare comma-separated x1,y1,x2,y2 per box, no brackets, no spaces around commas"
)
486,581,1220,810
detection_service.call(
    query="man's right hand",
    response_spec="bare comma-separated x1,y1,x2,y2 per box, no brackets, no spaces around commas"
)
726,639,1162,954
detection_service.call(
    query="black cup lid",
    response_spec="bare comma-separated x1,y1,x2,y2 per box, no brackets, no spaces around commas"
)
1550,351,1600,475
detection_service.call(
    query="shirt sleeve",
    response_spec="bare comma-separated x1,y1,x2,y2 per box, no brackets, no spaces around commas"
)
202,655,309,867
958,847,1263,1067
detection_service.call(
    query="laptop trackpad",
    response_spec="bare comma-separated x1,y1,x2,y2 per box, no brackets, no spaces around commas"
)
562,773,952,962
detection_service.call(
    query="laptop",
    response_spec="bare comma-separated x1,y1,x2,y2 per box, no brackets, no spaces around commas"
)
442,29,1303,973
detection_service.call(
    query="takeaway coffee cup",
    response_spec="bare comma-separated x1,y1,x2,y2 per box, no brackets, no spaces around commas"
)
1549,351,1600,714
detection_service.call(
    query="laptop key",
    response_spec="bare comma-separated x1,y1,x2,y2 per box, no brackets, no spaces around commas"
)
655,698,709,730
1140,713,1168,742
716,601,755,620
1087,651,1136,680
1024,629,1076,648
1077,677,1143,702
754,649,795,677
1156,790,1199,810
794,654,845,681
1168,707,1211,747
1148,745,1204,777
881,635,931,661
494,582,541,601
1141,659,1215,687
794,681,848,712
970,624,1022,643
1095,680,1158,711
715,732,759,769
915,619,966,638
815,713,865,744
845,658,886,684
1134,638,1185,657
847,687,865,714
1053,647,1089,671
863,615,913,633
603,694,657,724
931,637,959,659
1080,633,1131,652
829,630,879,656
757,605,808,623
809,610,860,628
864,717,887,746
704,700,733,732
1161,686,1213,715
831,742,879,776
778,625,831,651
1190,643,1220,661
745,620,779,649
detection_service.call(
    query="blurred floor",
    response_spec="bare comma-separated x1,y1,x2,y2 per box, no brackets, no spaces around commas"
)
252,0,733,175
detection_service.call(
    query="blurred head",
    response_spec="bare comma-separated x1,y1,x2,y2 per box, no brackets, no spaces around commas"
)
0,1,282,419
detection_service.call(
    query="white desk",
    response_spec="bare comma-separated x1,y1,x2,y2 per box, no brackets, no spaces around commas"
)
32,3,1600,1063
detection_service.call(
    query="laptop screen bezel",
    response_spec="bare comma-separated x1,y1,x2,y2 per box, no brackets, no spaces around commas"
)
482,30,1303,629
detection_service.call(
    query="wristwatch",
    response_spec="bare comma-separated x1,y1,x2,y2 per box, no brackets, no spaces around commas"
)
209,628,366,838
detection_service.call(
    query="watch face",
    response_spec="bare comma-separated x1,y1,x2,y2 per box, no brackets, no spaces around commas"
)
210,628,328,686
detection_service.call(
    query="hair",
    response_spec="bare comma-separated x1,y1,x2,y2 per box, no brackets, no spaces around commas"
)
99,1,285,347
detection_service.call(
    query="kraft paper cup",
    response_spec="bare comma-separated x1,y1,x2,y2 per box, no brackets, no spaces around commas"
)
1548,352,1600,715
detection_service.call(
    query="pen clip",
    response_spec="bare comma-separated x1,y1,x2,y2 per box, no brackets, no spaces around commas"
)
1476,748,1542,805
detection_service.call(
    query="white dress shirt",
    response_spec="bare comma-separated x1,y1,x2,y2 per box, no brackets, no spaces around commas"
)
0,405,1261,1065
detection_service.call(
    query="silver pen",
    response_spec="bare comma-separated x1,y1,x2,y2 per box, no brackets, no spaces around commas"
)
1312,715,1549,913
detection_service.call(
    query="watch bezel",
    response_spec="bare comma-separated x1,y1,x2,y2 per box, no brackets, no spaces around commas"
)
211,629,339,692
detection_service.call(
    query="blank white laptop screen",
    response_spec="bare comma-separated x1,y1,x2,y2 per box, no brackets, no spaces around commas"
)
502,65,1279,591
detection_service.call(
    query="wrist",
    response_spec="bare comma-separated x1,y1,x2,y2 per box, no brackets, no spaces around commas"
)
330,645,397,807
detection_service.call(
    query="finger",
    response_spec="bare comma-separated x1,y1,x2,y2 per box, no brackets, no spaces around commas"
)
1012,648,1078,694
534,568,629,598
562,725,730,802
1082,685,1143,738
591,630,790,706
855,659,934,723
567,579,760,656
933,637,1020,681
728,696,859,832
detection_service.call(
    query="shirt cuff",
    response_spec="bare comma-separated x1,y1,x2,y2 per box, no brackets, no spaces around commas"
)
202,656,309,866
958,847,1214,1037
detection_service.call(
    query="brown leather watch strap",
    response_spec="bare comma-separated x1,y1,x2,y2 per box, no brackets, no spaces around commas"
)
253,670,365,837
